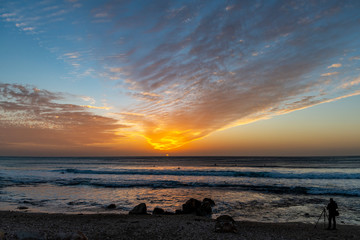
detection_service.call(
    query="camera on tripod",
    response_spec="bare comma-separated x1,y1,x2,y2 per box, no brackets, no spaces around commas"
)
314,207,328,229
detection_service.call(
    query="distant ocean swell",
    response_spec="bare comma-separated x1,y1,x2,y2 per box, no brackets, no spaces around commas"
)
57,168,360,179
54,180,360,197
1,177,360,197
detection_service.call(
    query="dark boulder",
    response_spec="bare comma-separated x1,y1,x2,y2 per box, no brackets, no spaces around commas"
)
215,215,237,233
106,204,116,209
203,198,215,207
182,198,202,214
196,201,213,216
152,207,165,215
197,198,216,216
181,198,216,216
129,203,147,215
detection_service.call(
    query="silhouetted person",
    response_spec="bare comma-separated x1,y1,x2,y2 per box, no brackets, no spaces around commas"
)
327,198,338,230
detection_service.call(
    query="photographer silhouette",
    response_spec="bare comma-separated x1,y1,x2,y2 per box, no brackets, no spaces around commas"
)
326,198,338,230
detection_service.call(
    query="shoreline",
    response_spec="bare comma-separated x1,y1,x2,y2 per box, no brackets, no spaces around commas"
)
1,211,359,239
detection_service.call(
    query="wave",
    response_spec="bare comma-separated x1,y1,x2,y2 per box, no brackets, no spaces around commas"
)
50,178,360,197
56,168,360,180
2,176,359,197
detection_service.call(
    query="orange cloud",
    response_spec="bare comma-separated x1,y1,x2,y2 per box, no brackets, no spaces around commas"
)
81,105,111,110
0,84,126,155
341,76,360,89
327,63,342,68
321,72,339,77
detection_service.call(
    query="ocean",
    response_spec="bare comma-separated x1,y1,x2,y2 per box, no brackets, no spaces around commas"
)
1,156,359,225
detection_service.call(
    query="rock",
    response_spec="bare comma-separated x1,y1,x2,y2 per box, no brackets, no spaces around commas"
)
152,207,165,215
197,198,216,216
55,231,88,240
15,231,46,240
129,203,147,215
17,206,29,210
196,200,213,216
203,198,215,207
215,215,237,233
182,198,202,214
106,203,116,209
181,198,215,216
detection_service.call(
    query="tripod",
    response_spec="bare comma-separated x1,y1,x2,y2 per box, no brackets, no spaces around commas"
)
314,207,328,229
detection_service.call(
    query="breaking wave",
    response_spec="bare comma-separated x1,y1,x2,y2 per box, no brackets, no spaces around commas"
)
57,168,360,180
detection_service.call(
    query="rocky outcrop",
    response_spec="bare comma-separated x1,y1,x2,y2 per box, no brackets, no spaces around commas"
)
215,215,237,233
129,198,214,216
180,198,216,216
129,203,147,215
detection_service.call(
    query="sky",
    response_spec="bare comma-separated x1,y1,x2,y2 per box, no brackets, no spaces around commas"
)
0,0,360,156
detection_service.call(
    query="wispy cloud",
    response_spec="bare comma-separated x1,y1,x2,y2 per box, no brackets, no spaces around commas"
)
131,92,162,102
81,96,96,104
81,105,111,110
0,84,123,152
328,63,342,68
110,67,123,73
63,52,80,59
321,72,339,77
341,76,360,89
2,0,360,151
97,1,359,150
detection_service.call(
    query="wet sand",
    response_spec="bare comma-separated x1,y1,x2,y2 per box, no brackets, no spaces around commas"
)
0,211,359,239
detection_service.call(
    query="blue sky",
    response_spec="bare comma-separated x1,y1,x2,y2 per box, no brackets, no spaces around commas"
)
1,0,360,156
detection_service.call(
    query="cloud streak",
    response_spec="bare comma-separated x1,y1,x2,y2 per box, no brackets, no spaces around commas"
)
0,84,124,154
102,0,360,149
2,0,360,151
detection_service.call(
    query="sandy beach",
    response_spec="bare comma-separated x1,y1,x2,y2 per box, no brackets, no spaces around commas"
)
1,211,359,240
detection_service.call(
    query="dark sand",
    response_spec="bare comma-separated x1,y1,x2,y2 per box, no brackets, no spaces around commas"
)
0,211,359,239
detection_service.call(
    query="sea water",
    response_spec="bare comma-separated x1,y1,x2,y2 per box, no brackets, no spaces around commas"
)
0,156,359,225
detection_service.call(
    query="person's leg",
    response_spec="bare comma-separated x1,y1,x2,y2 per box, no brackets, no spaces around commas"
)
333,216,336,229
328,215,332,229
